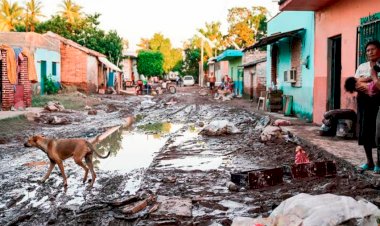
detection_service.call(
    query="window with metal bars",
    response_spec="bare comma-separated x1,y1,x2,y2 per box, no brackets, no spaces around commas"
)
358,14,380,65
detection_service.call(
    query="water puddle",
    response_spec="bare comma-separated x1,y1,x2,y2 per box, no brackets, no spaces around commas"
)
95,123,183,172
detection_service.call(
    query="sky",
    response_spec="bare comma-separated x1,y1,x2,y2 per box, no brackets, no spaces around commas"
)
35,0,280,51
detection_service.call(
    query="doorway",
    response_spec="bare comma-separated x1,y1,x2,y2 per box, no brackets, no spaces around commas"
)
40,60,47,95
271,45,279,86
328,35,342,110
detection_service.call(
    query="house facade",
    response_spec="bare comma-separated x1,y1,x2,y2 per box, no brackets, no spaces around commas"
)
241,50,267,100
45,32,121,94
246,11,315,121
279,0,380,123
216,50,243,96
120,51,138,83
0,32,61,95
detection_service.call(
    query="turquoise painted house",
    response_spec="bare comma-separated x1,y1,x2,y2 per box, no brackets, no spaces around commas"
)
216,50,243,96
0,32,61,95
246,11,315,121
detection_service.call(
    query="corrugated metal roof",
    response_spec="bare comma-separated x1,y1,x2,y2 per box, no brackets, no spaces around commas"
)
98,57,122,72
216,50,243,62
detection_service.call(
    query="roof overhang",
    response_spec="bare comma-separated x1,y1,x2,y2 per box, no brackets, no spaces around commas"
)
240,58,266,68
279,0,335,11
216,50,243,62
98,57,122,72
244,28,305,51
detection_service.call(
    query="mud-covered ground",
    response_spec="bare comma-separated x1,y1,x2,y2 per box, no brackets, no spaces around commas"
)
0,86,379,226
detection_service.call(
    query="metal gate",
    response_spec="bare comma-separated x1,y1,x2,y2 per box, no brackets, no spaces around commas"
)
358,14,380,65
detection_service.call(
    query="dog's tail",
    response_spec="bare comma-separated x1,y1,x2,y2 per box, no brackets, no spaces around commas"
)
86,141,111,159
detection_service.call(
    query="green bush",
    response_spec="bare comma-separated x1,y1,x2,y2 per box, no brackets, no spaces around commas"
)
43,74,59,95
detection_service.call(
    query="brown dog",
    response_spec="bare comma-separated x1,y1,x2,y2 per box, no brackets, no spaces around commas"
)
24,135,110,188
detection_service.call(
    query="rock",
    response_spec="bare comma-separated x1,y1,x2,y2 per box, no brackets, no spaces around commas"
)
151,196,192,218
25,112,40,121
122,200,147,214
49,116,70,125
197,121,205,127
260,126,282,142
199,90,208,96
106,104,118,113
103,195,138,207
123,116,134,128
148,203,159,213
200,120,241,136
44,101,65,112
273,119,292,126
227,181,239,192
162,176,176,183
84,105,91,110
88,109,97,115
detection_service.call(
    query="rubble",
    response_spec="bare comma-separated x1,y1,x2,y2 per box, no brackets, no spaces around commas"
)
200,120,241,136
44,101,65,112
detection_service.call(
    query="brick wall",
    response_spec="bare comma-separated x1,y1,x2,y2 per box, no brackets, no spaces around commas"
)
20,56,32,107
1,50,14,110
1,50,32,110
60,43,89,92
291,38,302,87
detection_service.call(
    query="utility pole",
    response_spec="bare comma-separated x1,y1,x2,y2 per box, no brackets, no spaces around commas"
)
200,39,204,87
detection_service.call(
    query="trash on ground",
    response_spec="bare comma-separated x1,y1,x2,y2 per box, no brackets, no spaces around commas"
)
270,193,380,226
44,101,65,112
294,146,309,164
273,119,292,126
260,126,282,142
200,120,241,136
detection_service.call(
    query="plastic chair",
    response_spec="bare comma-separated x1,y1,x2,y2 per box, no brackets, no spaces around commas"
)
257,91,267,111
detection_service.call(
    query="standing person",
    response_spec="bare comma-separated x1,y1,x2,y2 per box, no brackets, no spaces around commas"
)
209,72,216,91
175,75,180,86
355,40,380,173
131,72,135,85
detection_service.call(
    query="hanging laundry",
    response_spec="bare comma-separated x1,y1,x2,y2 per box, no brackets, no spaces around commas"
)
21,49,38,83
0,45,17,85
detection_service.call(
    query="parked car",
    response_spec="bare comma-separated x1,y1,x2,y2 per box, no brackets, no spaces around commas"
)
183,75,195,86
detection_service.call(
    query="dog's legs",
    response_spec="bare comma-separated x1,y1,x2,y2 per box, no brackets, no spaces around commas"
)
74,156,89,184
56,160,68,187
41,161,56,183
85,154,96,187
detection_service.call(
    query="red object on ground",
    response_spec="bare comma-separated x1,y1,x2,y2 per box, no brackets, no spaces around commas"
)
295,146,310,164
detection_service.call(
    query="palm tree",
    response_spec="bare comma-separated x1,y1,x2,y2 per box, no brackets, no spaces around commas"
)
25,0,44,32
59,0,82,24
0,0,23,31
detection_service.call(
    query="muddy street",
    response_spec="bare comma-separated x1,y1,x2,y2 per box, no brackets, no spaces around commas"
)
0,86,379,225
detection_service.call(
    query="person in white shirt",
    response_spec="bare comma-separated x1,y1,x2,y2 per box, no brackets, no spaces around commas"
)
355,40,380,173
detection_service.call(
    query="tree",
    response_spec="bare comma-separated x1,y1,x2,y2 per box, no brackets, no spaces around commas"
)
0,0,23,31
59,0,82,25
227,6,268,49
138,33,183,74
182,48,200,82
25,0,44,32
137,50,164,78
198,21,228,56
36,13,124,66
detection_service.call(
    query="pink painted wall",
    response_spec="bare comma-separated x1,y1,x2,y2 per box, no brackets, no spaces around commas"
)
313,0,380,124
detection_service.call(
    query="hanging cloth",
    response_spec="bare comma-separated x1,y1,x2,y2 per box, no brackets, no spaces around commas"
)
21,48,38,83
0,44,17,85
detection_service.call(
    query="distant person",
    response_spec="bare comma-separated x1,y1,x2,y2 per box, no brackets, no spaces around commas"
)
131,72,135,85
209,72,216,91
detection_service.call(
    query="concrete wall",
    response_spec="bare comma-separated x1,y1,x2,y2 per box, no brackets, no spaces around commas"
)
214,61,229,85
313,0,380,123
267,11,315,121
243,62,266,100
34,48,60,84
87,56,99,93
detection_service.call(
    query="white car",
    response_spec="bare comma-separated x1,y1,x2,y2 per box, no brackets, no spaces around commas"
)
182,75,195,86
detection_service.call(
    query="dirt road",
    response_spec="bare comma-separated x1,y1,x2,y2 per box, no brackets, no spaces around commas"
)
0,86,378,225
